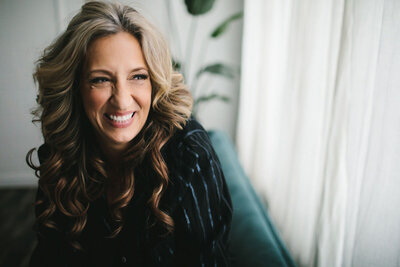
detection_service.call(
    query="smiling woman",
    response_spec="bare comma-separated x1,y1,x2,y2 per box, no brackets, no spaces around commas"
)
80,32,152,156
26,1,232,266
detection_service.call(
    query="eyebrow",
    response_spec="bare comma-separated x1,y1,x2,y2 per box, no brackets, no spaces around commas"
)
87,67,149,76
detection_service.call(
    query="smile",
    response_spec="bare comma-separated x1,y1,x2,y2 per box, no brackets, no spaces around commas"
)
104,112,135,128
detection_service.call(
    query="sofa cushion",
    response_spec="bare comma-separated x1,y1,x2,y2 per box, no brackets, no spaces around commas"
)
208,130,296,267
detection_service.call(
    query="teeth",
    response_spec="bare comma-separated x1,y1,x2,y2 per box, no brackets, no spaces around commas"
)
108,113,133,122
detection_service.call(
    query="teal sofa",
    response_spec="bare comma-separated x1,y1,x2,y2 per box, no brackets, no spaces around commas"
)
208,131,296,267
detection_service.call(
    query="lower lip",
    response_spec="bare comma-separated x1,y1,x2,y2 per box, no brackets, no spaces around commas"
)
104,113,135,128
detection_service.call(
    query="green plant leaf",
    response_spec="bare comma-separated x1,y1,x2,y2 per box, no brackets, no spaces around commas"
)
184,0,215,15
197,63,235,79
172,58,182,71
195,93,230,105
211,11,243,38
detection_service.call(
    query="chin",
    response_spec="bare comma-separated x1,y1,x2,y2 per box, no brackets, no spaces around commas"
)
110,130,141,145
97,122,146,150
109,135,136,146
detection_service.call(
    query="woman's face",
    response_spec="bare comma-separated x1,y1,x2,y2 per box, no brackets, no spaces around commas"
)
80,32,152,153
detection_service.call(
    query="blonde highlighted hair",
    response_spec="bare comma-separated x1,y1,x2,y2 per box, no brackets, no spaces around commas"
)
27,1,192,249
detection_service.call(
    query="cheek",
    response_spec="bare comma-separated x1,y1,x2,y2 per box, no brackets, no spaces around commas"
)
137,86,152,111
82,90,109,116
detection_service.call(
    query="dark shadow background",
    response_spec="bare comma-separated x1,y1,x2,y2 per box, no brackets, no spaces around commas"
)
0,188,36,267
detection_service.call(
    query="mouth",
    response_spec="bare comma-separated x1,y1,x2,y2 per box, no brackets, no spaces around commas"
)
104,112,135,123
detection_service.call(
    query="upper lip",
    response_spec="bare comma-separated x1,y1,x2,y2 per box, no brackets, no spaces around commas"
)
105,111,135,116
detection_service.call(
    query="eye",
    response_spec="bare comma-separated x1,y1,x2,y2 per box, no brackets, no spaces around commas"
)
131,74,148,80
89,77,110,84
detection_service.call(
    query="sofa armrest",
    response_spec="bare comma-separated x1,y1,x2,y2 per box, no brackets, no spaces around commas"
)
208,130,296,267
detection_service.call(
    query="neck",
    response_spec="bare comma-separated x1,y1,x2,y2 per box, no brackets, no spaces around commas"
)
106,148,122,166
99,141,127,166
93,131,129,165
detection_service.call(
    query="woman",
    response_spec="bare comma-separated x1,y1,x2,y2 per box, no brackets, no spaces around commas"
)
26,1,232,266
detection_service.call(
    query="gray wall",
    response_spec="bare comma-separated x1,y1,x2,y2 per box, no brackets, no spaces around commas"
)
0,0,243,187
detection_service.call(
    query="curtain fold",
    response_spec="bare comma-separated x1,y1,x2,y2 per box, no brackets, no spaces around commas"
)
237,0,400,266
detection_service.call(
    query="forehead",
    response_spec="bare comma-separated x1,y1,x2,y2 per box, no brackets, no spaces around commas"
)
83,32,147,70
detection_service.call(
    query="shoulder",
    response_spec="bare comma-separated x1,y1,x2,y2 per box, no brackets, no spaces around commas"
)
160,118,231,212
162,118,221,186
164,118,217,165
167,118,211,149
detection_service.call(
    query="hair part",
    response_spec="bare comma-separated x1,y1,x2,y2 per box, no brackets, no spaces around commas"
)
27,1,192,249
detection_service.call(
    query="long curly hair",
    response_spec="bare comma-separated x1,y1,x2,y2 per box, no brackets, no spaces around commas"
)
26,1,192,249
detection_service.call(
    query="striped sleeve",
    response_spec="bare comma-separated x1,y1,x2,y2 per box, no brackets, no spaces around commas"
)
173,128,233,267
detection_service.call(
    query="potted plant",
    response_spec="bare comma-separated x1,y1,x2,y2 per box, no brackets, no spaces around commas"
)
166,0,243,116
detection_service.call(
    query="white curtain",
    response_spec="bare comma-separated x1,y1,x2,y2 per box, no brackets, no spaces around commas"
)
236,0,400,266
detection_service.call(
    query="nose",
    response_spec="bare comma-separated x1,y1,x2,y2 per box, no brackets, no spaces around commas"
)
109,80,134,110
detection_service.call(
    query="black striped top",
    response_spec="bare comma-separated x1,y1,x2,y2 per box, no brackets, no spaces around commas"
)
30,119,233,267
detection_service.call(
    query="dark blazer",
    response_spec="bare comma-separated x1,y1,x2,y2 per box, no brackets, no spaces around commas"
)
30,119,233,267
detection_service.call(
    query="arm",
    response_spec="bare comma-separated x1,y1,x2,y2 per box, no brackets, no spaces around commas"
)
173,129,233,266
